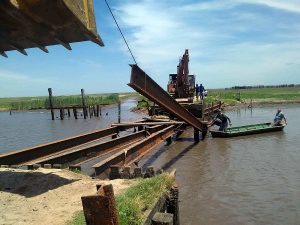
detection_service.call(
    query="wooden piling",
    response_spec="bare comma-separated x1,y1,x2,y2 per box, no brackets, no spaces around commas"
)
93,106,96,116
48,88,55,120
59,108,64,120
67,108,70,117
89,106,92,118
73,108,78,119
81,89,87,119
118,102,121,123
96,105,100,117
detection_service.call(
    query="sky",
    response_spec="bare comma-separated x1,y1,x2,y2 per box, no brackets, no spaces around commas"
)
1,0,300,97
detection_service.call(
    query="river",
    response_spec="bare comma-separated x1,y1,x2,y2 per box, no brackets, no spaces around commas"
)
0,99,143,154
141,103,300,225
0,101,299,224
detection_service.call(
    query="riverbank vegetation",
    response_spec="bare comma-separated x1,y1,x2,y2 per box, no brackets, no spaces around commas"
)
66,173,174,225
204,86,300,105
0,93,138,111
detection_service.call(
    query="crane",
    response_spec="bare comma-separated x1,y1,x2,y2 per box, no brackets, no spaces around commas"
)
167,49,195,100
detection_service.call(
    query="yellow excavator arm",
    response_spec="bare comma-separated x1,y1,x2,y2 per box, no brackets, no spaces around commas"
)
0,0,104,57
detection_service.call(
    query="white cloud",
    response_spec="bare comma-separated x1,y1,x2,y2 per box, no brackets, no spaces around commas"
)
181,0,300,13
0,70,51,83
238,0,300,13
114,0,300,88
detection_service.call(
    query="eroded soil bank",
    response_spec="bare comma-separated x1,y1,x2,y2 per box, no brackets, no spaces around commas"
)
0,168,135,225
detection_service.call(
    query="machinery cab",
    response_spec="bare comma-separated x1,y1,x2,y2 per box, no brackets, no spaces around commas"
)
167,74,177,96
187,75,196,97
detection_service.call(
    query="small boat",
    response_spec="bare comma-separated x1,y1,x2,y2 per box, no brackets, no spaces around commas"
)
210,122,285,138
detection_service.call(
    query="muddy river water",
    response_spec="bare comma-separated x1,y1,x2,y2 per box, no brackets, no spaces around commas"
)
0,101,299,225
141,104,300,225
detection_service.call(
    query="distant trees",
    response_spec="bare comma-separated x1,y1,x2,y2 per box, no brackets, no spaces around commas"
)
229,84,300,90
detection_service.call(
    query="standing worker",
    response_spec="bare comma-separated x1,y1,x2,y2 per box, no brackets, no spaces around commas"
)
274,109,287,125
209,109,232,131
199,84,206,100
195,84,199,101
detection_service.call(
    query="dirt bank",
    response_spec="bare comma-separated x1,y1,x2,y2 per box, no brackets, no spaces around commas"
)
0,168,136,225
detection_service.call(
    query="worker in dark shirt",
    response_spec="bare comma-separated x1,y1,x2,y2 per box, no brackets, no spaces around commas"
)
199,84,205,100
210,109,232,131
195,84,199,101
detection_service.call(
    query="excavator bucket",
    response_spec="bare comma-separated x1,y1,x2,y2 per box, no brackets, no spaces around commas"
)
0,0,104,57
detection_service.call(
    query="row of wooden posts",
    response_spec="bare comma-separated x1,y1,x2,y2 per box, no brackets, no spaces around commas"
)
47,88,121,122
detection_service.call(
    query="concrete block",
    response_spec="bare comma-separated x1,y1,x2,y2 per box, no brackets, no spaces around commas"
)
109,165,121,180
28,164,41,170
52,164,62,169
156,169,164,175
69,165,81,172
144,166,155,178
152,212,173,225
43,164,52,169
121,166,131,179
133,167,143,178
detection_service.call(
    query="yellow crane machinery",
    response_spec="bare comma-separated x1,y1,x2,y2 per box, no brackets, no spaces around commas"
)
0,0,104,57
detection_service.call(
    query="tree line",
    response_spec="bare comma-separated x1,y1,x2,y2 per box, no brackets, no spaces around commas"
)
228,84,300,90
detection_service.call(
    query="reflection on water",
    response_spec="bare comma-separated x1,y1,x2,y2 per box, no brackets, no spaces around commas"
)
0,99,143,153
141,104,300,225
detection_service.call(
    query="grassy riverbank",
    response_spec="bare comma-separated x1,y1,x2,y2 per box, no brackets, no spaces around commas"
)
67,173,174,225
132,86,300,111
0,92,138,111
204,86,300,105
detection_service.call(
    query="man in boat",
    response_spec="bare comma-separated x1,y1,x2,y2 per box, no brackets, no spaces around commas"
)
274,109,287,125
209,109,232,131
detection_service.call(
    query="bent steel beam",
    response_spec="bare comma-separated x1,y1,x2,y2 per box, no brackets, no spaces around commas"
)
128,64,206,131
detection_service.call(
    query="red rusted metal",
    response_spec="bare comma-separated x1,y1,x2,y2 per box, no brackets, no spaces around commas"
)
0,127,118,166
24,130,147,166
82,184,119,225
93,125,176,175
128,64,206,131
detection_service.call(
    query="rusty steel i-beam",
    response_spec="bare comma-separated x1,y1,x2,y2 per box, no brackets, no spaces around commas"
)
128,64,206,132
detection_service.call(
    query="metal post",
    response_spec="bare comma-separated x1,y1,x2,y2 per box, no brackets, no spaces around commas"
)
81,89,87,119
81,184,119,225
48,88,55,120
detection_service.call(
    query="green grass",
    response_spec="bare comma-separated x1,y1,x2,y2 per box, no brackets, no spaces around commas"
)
65,211,85,225
0,93,122,110
206,86,300,105
117,173,174,225
66,173,174,225
135,96,150,110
